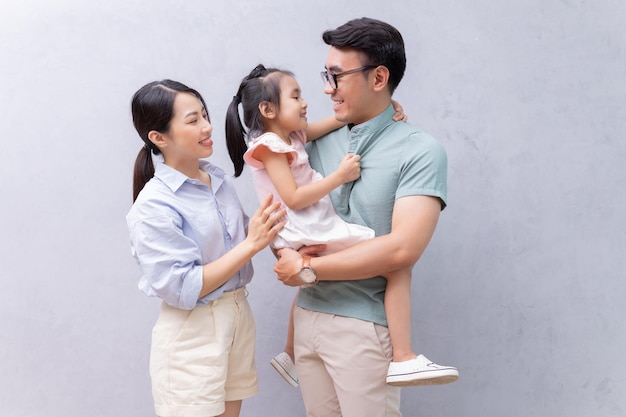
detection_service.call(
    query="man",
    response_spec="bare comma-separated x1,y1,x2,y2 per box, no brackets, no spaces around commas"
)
274,17,449,417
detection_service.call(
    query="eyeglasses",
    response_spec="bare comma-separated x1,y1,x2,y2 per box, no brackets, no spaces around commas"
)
320,65,379,90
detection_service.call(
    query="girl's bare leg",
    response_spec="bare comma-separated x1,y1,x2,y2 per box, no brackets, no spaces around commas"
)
284,291,298,361
217,400,242,417
384,268,417,362
385,269,459,386
271,290,300,387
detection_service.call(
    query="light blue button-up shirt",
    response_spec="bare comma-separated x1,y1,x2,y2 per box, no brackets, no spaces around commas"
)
126,158,252,310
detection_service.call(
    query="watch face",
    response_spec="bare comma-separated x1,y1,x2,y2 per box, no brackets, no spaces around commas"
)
299,268,317,284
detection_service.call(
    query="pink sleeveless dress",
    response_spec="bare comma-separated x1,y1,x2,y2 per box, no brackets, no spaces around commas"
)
243,130,374,255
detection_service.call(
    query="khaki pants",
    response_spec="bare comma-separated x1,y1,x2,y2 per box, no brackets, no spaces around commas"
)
294,306,401,417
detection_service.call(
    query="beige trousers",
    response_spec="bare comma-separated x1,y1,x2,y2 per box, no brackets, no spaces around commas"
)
294,306,402,417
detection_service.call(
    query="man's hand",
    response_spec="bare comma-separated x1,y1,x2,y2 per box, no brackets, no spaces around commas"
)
274,245,326,287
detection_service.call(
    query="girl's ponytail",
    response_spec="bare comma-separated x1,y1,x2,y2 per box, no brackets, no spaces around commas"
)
225,92,248,177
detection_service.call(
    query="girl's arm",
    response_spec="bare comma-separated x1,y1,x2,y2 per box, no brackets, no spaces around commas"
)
305,116,344,142
253,144,360,211
304,100,407,143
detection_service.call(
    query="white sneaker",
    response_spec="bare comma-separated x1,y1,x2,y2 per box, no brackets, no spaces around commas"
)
386,354,459,387
270,352,299,388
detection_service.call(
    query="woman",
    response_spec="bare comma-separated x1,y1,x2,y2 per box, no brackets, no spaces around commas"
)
126,79,285,417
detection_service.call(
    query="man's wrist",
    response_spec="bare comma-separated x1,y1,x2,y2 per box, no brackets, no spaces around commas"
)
299,256,318,285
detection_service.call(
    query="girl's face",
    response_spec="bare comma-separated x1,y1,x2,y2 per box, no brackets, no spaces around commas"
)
160,92,213,166
277,75,308,133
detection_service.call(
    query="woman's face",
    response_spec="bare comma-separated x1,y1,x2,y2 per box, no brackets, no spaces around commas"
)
160,92,214,165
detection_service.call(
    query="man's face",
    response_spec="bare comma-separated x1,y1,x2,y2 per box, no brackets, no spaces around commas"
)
323,47,374,125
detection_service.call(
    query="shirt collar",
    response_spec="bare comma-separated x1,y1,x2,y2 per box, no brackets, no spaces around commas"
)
349,104,396,137
154,157,225,193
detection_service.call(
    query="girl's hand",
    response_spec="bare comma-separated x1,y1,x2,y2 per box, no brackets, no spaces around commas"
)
392,99,408,122
335,153,361,183
246,194,286,252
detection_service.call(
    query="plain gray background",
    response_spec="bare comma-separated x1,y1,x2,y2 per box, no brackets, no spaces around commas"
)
1,0,625,416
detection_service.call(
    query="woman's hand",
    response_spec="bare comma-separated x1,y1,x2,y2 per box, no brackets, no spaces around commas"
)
245,194,286,252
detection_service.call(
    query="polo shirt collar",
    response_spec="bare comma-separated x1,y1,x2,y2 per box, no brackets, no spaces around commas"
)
349,104,395,137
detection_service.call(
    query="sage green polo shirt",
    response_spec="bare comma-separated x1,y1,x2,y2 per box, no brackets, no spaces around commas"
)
299,104,447,326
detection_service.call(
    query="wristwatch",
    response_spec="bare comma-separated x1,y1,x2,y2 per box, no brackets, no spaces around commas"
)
299,257,318,285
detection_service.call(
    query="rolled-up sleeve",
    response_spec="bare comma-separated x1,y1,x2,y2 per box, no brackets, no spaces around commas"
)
129,212,203,310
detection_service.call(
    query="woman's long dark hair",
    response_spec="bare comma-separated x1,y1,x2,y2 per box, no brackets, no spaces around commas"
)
130,80,208,201
225,64,293,177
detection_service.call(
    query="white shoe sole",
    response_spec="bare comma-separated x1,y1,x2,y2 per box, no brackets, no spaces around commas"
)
387,369,459,387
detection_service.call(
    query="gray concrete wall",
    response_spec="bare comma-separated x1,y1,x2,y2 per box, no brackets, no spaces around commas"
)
1,0,624,416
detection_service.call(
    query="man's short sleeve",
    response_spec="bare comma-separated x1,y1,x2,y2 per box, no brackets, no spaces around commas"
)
396,133,448,209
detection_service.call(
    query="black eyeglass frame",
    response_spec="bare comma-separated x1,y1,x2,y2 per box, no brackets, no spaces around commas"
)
320,65,379,89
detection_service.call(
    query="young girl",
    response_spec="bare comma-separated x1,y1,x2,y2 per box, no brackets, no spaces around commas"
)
225,64,458,388
126,79,286,417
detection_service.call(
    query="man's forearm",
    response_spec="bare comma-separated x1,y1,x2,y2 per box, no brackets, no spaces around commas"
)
311,233,417,281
